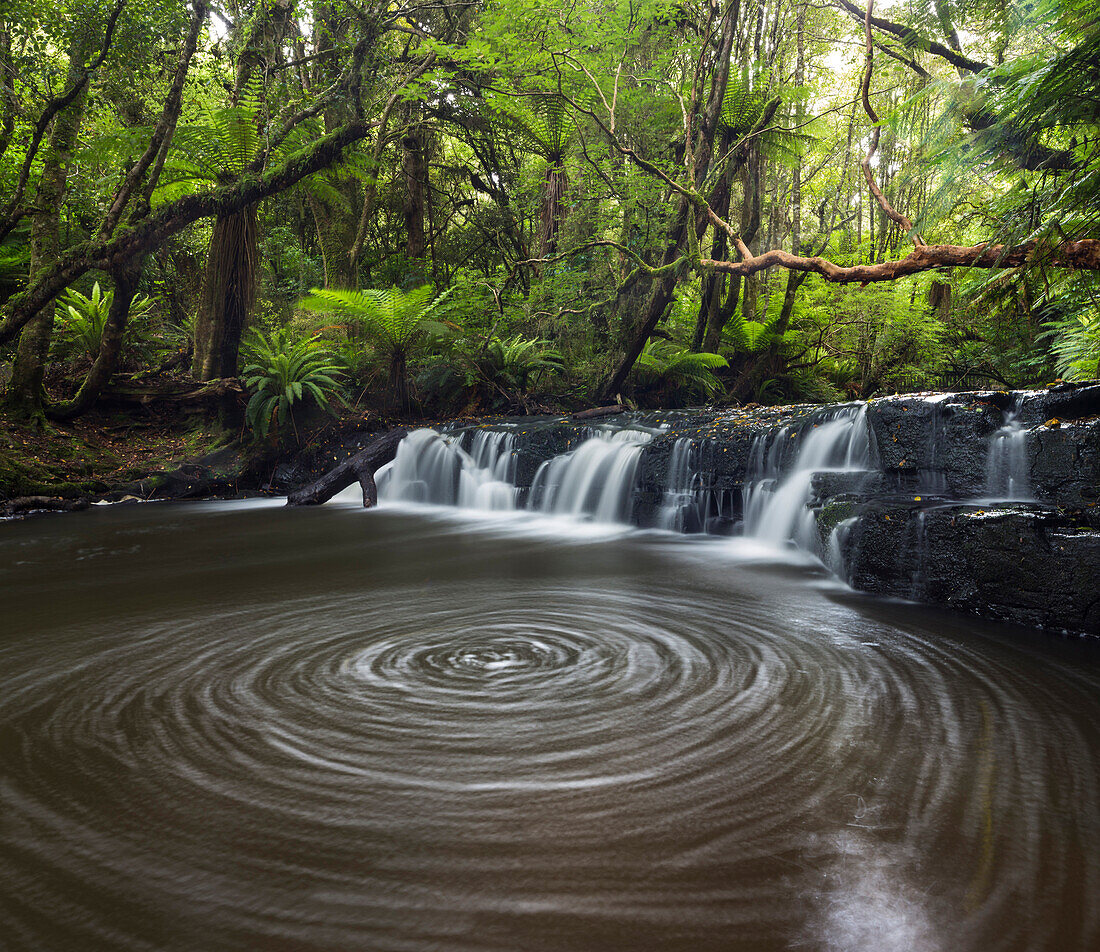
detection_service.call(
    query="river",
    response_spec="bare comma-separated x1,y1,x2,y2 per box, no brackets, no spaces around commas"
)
2,499,1098,951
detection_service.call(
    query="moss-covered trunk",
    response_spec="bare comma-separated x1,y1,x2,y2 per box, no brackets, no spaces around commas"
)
4,32,90,418
191,0,293,381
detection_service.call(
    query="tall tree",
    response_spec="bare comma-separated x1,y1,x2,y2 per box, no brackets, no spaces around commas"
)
192,0,296,382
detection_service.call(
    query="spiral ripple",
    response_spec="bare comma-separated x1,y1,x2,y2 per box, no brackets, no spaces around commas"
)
1,505,1099,952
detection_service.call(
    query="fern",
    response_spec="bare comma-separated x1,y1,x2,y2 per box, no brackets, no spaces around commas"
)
722,309,781,355
470,334,564,394
52,282,154,362
241,329,346,442
633,339,728,402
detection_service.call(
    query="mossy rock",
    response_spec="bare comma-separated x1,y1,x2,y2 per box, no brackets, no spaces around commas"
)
815,497,859,542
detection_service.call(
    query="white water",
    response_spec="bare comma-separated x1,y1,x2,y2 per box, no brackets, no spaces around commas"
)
377,427,652,524
376,429,518,510
529,429,652,523
374,411,874,548
985,399,1032,501
657,438,707,532
743,406,874,551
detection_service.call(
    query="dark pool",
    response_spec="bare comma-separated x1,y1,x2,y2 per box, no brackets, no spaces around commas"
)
2,500,1098,951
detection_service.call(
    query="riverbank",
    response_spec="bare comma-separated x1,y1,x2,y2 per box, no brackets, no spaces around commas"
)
0,398,453,516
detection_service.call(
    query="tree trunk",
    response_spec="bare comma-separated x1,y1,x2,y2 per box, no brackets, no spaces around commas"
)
764,2,806,366
540,161,568,257
601,2,739,399
309,190,359,289
4,30,90,418
703,147,763,353
402,110,431,282
388,350,410,413
693,130,736,351
191,0,293,380
193,205,257,379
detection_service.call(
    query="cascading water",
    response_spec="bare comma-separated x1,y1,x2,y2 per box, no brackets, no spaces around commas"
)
376,428,518,510
529,429,652,523
742,405,874,551
378,411,876,547
657,438,708,532
985,397,1032,500
377,426,652,524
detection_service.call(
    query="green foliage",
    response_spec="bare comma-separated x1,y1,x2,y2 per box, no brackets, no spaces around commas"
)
299,285,453,362
155,104,263,201
52,282,154,362
418,334,564,413
6,0,1100,423
1037,273,1100,381
299,285,454,410
633,339,728,405
1044,313,1100,381
723,310,781,355
465,334,564,400
241,329,346,441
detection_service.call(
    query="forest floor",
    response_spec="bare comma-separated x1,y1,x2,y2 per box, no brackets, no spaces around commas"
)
0,404,233,499
0,389,417,512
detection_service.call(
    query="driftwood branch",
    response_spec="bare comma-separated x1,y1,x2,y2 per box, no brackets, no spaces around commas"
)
287,428,407,507
1,496,91,515
571,405,627,420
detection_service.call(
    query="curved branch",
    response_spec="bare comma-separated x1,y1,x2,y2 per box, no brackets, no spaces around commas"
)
0,119,376,345
0,26,15,161
861,0,920,244
349,51,438,269
100,0,208,238
700,239,1100,282
833,0,990,74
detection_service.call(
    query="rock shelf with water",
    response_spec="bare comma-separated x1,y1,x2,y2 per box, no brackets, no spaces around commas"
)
296,384,1100,635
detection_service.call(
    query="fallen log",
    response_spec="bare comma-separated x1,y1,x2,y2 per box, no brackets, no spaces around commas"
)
101,377,244,407
2,496,91,516
287,428,407,507
571,405,626,421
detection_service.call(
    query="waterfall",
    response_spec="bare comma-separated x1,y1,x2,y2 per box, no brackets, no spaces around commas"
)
743,406,874,550
657,438,707,532
376,429,518,510
377,426,650,524
985,398,1032,501
374,408,878,542
529,429,652,523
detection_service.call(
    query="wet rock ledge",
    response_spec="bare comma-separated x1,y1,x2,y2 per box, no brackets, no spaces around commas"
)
440,384,1100,637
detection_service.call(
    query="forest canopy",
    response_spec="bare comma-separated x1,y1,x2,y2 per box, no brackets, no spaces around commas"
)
1,0,1098,425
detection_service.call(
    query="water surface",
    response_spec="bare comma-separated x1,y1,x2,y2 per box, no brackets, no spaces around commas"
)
2,501,1098,951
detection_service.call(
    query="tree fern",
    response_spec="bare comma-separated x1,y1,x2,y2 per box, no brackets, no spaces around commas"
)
633,339,728,404
722,309,782,355
52,281,154,362
299,285,454,411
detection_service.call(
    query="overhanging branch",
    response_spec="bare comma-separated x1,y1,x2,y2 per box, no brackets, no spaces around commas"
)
0,119,376,345
701,239,1100,282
